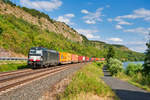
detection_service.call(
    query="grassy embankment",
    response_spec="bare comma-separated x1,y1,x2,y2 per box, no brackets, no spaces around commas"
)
107,58,150,92
0,61,28,72
59,62,119,100
116,67,150,92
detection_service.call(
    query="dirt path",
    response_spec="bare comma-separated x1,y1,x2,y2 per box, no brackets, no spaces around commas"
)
101,66,150,100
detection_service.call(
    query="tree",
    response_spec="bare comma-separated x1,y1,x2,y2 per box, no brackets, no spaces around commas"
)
0,28,3,34
106,46,115,60
143,34,150,75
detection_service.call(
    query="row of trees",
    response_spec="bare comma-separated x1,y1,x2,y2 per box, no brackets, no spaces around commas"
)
143,34,150,75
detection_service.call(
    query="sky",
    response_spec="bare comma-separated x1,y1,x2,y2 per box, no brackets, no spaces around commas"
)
10,0,150,53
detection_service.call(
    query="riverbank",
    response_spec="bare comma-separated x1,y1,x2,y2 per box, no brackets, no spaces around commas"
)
108,59,150,92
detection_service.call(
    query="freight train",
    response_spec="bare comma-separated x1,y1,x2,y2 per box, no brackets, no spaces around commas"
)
28,47,104,68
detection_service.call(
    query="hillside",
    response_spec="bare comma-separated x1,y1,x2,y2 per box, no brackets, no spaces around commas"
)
0,0,145,61
0,0,82,42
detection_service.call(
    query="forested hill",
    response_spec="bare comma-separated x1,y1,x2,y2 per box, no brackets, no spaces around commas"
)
0,0,145,61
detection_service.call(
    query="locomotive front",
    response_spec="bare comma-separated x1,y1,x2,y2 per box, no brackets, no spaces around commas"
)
28,47,44,68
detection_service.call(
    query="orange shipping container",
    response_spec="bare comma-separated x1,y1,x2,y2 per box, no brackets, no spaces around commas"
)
59,52,71,64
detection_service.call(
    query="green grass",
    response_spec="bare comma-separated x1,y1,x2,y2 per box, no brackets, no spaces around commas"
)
0,60,27,65
59,62,119,100
115,71,150,92
0,63,29,72
128,80,150,92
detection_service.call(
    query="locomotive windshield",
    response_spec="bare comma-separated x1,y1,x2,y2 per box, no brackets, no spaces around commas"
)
29,48,43,56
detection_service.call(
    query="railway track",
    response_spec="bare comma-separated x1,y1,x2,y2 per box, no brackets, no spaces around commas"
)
0,64,80,93
0,69,32,77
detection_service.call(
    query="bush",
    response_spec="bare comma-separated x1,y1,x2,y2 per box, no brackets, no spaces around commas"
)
125,63,143,76
107,58,123,76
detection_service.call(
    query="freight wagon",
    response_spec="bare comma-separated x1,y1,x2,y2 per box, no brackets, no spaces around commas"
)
71,54,78,63
59,52,71,64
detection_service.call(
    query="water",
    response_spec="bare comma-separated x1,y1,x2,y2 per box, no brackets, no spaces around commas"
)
123,61,144,69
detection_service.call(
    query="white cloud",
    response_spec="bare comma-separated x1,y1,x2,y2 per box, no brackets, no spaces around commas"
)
108,38,123,42
124,27,150,34
114,17,133,25
81,9,89,14
106,5,110,8
126,41,146,45
126,41,147,52
111,8,150,29
85,20,96,24
81,8,104,24
130,45,146,53
107,18,113,22
115,25,123,29
56,13,75,25
118,21,133,25
64,14,75,18
76,29,100,39
115,8,150,22
20,0,62,11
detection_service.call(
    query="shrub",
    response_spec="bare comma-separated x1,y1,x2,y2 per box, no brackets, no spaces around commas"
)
0,27,3,34
107,58,123,76
125,63,143,76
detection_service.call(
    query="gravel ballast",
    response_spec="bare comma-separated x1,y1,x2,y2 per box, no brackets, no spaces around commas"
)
0,63,85,100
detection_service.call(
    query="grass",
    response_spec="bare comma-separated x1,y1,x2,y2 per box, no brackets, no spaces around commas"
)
58,62,119,100
0,63,29,72
0,60,27,65
115,71,150,92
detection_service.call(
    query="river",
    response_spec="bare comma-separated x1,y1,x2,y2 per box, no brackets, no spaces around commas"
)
123,61,144,69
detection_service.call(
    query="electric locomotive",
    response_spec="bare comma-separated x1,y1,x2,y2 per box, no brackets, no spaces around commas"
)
28,47,59,68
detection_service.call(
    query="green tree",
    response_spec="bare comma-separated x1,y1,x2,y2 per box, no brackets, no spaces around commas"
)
107,58,123,76
106,46,115,61
0,28,3,34
143,34,150,75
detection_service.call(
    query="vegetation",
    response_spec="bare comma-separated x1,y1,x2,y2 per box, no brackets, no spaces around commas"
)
89,40,144,61
59,62,119,100
107,58,123,76
0,60,26,65
0,14,104,57
115,63,150,91
125,63,143,76
143,34,150,75
109,35,150,91
106,46,115,61
21,7,54,23
0,63,28,72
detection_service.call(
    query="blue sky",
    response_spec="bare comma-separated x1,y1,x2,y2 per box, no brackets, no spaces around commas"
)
10,0,150,53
